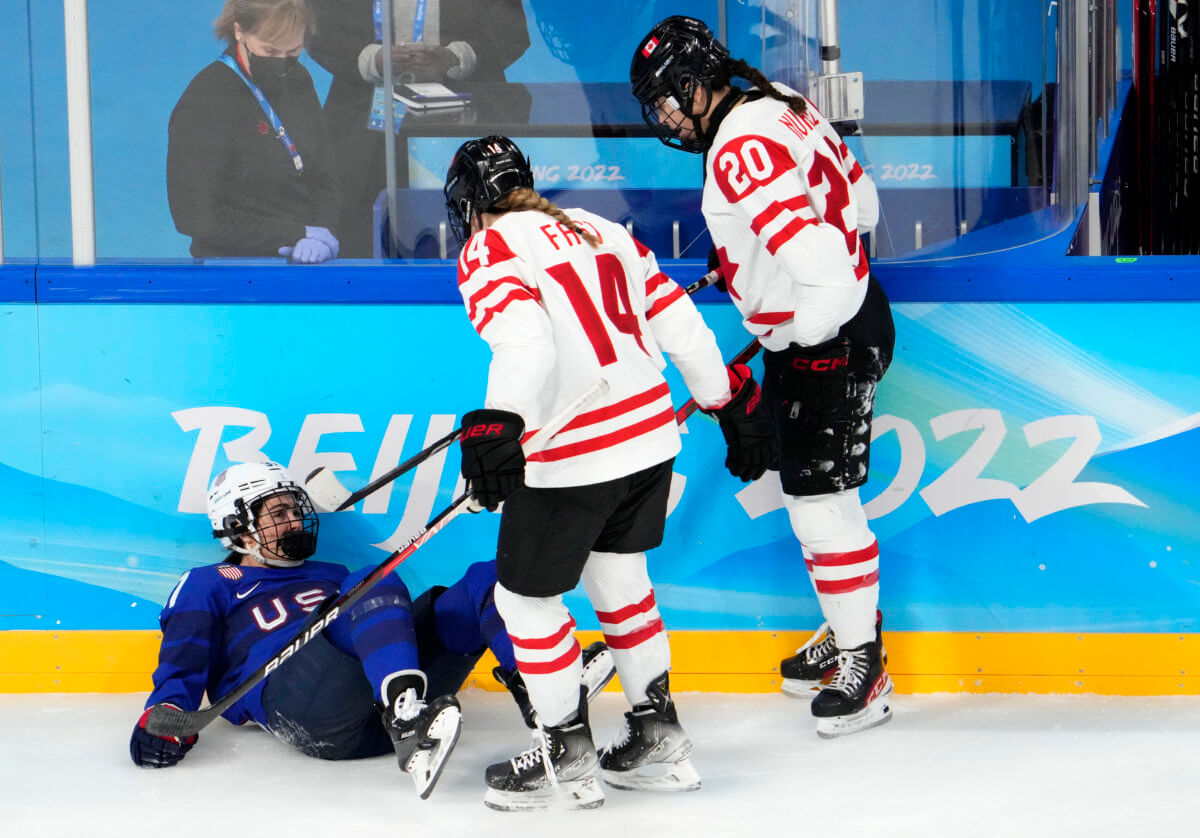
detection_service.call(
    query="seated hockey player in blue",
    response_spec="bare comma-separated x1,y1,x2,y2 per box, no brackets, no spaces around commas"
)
129,461,612,797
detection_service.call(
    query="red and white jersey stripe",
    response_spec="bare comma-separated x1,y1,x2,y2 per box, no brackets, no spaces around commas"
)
595,590,665,651
457,207,730,487
509,615,582,675
805,540,880,595
703,85,879,351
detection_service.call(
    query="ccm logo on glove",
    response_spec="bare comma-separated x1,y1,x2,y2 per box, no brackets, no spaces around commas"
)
791,355,848,373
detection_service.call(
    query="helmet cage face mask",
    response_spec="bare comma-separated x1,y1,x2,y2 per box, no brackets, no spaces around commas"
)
243,488,319,567
207,462,318,567
630,16,729,153
443,136,534,246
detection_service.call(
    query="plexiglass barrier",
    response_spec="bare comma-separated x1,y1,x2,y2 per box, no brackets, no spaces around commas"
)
0,0,1126,265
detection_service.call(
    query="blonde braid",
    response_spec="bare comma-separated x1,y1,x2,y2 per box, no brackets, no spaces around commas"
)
494,188,600,248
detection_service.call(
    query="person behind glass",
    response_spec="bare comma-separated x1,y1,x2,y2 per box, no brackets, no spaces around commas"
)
167,0,341,262
306,0,530,257
443,136,776,811
630,17,896,739
129,461,616,796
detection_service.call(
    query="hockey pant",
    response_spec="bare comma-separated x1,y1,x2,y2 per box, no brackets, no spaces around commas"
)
495,550,669,726
784,489,880,649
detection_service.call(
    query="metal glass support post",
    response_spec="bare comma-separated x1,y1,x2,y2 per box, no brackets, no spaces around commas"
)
816,0,863,123
64,0,97,266
381,0,400,257
0,139,6,264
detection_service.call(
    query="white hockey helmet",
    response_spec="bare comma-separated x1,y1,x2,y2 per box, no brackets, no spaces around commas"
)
206,461,318,567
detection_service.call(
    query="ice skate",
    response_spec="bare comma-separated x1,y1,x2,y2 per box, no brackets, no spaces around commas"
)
598,672,700,792
810,641,893,739
484,688,603,811
382,686,462,799
494,641,616,729
780,621,838,698
781,611,885,699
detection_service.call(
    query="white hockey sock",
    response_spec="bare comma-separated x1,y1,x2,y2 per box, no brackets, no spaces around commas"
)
785,489,880,649
581,551,670,706
492,583,582,728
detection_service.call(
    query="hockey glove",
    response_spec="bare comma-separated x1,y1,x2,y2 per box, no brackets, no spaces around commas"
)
130,705,197,768
702,364,778,482
459,409,526,511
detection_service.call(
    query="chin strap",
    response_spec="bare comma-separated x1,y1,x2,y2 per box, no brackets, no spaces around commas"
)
229,538,304,569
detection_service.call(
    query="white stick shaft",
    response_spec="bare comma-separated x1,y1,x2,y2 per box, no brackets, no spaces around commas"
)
524,379,610,451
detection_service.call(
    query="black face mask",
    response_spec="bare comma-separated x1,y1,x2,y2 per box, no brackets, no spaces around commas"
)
247,52,299,81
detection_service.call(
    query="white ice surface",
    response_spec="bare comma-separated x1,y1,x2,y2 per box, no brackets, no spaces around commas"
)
2,690,1198,837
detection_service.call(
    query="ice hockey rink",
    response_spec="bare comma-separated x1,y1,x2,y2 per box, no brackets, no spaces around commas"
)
3,689,1197,837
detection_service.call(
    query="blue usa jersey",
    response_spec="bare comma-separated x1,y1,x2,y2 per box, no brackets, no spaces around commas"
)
146,560,351,727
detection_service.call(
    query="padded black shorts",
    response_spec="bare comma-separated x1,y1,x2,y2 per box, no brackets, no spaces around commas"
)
495,459,674,597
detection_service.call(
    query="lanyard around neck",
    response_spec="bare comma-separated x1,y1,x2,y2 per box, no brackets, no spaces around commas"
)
220,53,305,175
374,0,428,42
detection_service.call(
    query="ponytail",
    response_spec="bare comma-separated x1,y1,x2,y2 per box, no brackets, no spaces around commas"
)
724,58,808,117
493,188,601,248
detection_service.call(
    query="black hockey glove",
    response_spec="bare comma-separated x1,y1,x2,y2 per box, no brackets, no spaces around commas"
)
702,364,778,482
459,408,526,511
130,705,197,768
707,245,729,293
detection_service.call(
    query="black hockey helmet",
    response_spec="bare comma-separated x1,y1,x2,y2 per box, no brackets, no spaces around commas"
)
443,135,534,245
630,15,730,153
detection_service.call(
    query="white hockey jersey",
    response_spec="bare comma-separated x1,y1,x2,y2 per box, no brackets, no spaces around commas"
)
703,87,880,351
456,207,731,488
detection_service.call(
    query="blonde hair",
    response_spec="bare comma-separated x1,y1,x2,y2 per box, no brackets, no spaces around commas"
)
214,0,312,46
493,188,601,248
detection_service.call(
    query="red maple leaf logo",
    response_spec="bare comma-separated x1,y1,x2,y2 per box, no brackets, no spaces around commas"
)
715,246,742,300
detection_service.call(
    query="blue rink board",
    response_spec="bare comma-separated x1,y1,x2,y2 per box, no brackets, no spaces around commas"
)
2,260,1198,633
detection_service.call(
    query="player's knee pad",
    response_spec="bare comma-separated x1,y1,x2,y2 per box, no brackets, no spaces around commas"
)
580,551,653,613
783,489,873,554
492,582,572,639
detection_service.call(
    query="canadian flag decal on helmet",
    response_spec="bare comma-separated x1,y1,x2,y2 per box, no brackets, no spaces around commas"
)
642,36,659,57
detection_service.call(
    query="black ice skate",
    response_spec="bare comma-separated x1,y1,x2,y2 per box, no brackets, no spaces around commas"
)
382,680,462,799
484,688,603,812
780,611,885,699
598,672,701,792
493,641,617,729
810,640,893,739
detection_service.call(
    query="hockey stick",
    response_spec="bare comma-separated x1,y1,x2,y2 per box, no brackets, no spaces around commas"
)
673,336,763,424
681,267,721,296
303,270,721,514
146,379,610,739
305,425,460,513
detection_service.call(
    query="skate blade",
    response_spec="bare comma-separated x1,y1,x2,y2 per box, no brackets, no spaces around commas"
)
600,757,701,792
581,646,617,701
406,705,463,799
780,678,825,699
483,776,605,812
815,693,893,740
